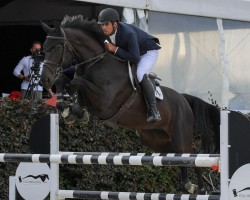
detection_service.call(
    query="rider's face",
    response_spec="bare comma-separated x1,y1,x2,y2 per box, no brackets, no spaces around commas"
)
100,21,118,36
30,43,42,55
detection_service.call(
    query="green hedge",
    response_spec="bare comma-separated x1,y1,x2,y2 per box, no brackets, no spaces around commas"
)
0,98,219,199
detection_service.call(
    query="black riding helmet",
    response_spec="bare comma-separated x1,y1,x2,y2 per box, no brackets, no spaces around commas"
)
97,8,120,24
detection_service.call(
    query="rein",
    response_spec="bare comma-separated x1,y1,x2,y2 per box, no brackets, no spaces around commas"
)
44,27,111,77
60,51,108,76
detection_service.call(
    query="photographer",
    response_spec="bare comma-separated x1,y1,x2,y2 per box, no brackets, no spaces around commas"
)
13,41,53,100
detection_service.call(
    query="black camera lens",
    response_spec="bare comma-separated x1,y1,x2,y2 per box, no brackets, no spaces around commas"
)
35,49,41,54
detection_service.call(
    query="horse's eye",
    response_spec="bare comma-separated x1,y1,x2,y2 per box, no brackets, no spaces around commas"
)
54,46,62,52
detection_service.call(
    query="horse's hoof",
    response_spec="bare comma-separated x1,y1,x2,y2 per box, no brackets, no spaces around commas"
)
184,182,198,194
73,107,88,119
79,110,89,125
61,108,70,118
195,187,207,195
64,114,77,125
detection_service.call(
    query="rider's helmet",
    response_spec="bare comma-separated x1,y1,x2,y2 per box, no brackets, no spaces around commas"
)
97,8,120,24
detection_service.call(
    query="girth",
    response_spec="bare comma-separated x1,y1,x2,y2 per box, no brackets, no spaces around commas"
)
104,90,138,129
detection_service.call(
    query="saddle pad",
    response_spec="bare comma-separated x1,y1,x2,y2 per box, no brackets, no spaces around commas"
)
155,86,163,100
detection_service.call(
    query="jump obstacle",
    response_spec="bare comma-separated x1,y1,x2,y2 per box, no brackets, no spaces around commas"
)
2,110,250,200
0,153,220,167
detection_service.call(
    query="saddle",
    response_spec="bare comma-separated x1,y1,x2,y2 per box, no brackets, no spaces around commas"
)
128,62,163,100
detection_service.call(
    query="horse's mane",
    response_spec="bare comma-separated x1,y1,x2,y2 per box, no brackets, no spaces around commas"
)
61,15,107,45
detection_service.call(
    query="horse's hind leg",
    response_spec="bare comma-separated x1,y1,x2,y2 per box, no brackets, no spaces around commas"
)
181,167,206,194
180,167,197,194
173,119,207,194
139,130,195,193
194,168,206,194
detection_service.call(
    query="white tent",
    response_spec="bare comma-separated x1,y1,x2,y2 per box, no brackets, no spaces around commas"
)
76,0,250,22
77,0,250,110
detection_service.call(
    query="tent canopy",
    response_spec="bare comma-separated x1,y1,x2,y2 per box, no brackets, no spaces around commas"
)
76,0,250,22
0,0,122,26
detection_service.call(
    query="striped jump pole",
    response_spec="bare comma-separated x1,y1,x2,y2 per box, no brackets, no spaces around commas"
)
57,190,220,200
59,152,220,157
0,153,219,167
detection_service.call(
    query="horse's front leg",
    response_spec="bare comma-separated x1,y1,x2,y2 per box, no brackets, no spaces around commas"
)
68,75,89,123
56,91,67,111
54,73,69,111
55,73,89,125
54,73,77,124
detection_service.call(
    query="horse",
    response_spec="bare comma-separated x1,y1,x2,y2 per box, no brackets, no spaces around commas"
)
40,16,219,194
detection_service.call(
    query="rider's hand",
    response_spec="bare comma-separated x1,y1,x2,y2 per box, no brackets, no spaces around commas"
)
23,76,30,82
105,42,118,53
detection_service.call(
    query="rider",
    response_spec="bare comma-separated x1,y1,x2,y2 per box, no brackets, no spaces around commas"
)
97,8,161,123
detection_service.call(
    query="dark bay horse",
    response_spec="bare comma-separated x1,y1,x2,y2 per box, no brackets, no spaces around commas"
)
40,16,219,194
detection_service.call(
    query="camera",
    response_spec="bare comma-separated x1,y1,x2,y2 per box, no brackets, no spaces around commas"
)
31,49,45,77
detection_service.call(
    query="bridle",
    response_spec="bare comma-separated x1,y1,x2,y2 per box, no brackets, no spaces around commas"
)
43,27,108,77
43,28,75,75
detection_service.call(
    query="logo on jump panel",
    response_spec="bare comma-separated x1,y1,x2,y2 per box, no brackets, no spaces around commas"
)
229,164,250,200
15,163,50,200
18,174,49,184
232,188,250,199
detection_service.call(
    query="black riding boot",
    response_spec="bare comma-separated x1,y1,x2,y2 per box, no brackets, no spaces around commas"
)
140,74,161,122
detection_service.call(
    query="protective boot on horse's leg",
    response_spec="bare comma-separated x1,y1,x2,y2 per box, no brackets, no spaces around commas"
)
69,74,89,123
71,92,89,121
140,74,161,122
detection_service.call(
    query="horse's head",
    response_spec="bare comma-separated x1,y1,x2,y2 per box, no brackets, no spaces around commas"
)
40,21,74,89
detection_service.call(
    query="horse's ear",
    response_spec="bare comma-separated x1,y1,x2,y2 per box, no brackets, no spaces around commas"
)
40,21,53,34
54,21,61,35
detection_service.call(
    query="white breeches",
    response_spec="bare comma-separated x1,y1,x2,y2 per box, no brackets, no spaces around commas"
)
137,50,159,82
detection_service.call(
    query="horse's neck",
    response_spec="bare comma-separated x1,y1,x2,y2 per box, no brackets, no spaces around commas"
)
85,56,129,89
66,28,104,60
79,56,133,119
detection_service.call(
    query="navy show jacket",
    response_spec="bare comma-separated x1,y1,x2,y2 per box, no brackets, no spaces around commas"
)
114,22,161,64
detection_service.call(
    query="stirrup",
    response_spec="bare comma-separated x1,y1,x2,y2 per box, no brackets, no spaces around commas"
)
147,110,161,123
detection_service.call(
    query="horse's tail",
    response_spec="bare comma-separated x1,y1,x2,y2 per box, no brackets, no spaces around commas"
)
182,93,220,153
